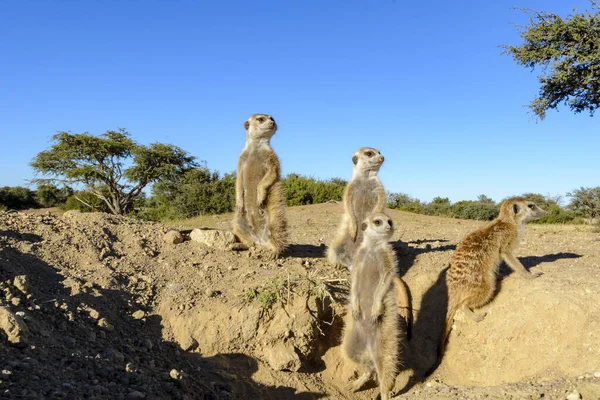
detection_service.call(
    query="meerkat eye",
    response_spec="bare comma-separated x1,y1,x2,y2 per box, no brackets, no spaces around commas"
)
365,151,373,157
257,117,265,123
374,220,381,226
528,204,535,210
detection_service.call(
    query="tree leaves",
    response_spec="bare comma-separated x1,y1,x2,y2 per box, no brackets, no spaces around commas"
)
502,2,600,119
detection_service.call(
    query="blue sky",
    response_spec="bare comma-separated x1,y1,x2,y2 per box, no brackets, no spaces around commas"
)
1,0,597,203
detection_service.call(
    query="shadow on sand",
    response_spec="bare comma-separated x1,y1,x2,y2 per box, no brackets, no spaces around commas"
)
0,231,326,399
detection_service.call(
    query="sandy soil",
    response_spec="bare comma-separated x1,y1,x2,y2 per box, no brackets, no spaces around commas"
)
1,204,599,399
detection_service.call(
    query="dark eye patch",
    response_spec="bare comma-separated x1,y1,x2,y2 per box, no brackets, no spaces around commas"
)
374,219,381,226
257,117,265,123
528,204,535,209
365,151,373,157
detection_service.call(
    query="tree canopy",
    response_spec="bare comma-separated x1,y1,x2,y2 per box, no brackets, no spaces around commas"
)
503,1,600,119
30,129,196,215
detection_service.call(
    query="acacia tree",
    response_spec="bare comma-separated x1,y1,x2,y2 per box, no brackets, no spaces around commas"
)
503,1,600,119
31,129,196,215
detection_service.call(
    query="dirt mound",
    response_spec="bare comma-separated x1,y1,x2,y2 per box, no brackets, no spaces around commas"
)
1,205,600,399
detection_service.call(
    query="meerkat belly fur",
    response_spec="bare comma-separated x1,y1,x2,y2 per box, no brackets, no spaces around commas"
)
327,147,386,270
342,212,402,400
232,114,287,257
425,197,546,376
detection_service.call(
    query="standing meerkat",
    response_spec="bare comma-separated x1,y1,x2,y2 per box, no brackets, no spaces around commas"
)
232,114,287,257
426,197,546,376
342,212,404,400
327,147,386,269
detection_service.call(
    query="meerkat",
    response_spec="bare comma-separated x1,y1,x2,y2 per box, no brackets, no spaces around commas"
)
327,147,386,269
232,114,287,257
342,212,403,400
425,197,546,376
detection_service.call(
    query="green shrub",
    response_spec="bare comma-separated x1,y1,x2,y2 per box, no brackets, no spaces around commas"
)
35,184,73,208
0,186,38,210
451,200,499,221
64,191,110,212
141,167,235,221
283,174,346,206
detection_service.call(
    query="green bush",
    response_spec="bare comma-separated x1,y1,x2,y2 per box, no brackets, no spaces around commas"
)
141,167,236,220
35,184,73,208
451,200,499,221
0,186,38,210
282,174,346,206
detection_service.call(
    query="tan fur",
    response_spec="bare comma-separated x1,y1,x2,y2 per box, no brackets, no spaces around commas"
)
426,197,546,376
394,276,412,340
342,213,402,400
327,147,386,269
232,114,287,257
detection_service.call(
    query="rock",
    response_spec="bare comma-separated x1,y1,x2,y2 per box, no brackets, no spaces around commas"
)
10,297,21,306
131,310,145,320
190,229,236,250
0,369,12,380
178,334,198,352
163,230,184,245
264,343,301,372
126,391,146,399
13,276,30,294
0,306,29,347
99,247,111,260
594,371,600,378
88,308,100,320
97,318,114,332
566,390,581,400
169,369,182,380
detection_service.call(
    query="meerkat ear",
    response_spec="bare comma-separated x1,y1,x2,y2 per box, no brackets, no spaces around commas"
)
361,222,367,231
352,155,358,165
513,204,519,214
244,120,250,130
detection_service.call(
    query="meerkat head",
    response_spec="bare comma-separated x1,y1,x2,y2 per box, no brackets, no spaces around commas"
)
499,197,547,224
352,147,384,174
361,212,394,243
244,114,277,140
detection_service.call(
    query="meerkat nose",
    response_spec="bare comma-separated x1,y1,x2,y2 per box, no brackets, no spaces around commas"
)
380,156,385,162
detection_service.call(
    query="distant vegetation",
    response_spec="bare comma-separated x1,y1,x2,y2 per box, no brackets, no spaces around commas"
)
14,129,595,225
386,192,586,224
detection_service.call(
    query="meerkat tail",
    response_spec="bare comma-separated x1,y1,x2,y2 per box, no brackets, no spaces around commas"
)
393,276,412,341
265,181,287,254
424,300,460,377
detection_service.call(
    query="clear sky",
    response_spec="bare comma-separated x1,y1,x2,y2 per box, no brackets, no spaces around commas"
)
1,0,597,203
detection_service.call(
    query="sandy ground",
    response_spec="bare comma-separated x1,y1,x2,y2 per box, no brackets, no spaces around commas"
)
1,204,599,399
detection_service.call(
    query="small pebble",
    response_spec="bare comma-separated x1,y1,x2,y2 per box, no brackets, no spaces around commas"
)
594,371,600,378
566,390,581,400
13,276,30,294
98,318,115,332
169,369,182,380
131,310,145,320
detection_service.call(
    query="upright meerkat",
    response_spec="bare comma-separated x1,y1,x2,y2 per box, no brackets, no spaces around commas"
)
426,197,546,376
232,114,287,257
342,212,403,400
327,147,386,269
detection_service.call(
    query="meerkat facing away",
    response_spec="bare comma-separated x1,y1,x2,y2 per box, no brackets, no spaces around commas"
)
232,114,287,257
342,212,403,400
327,147,386,269
425,197,546,376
